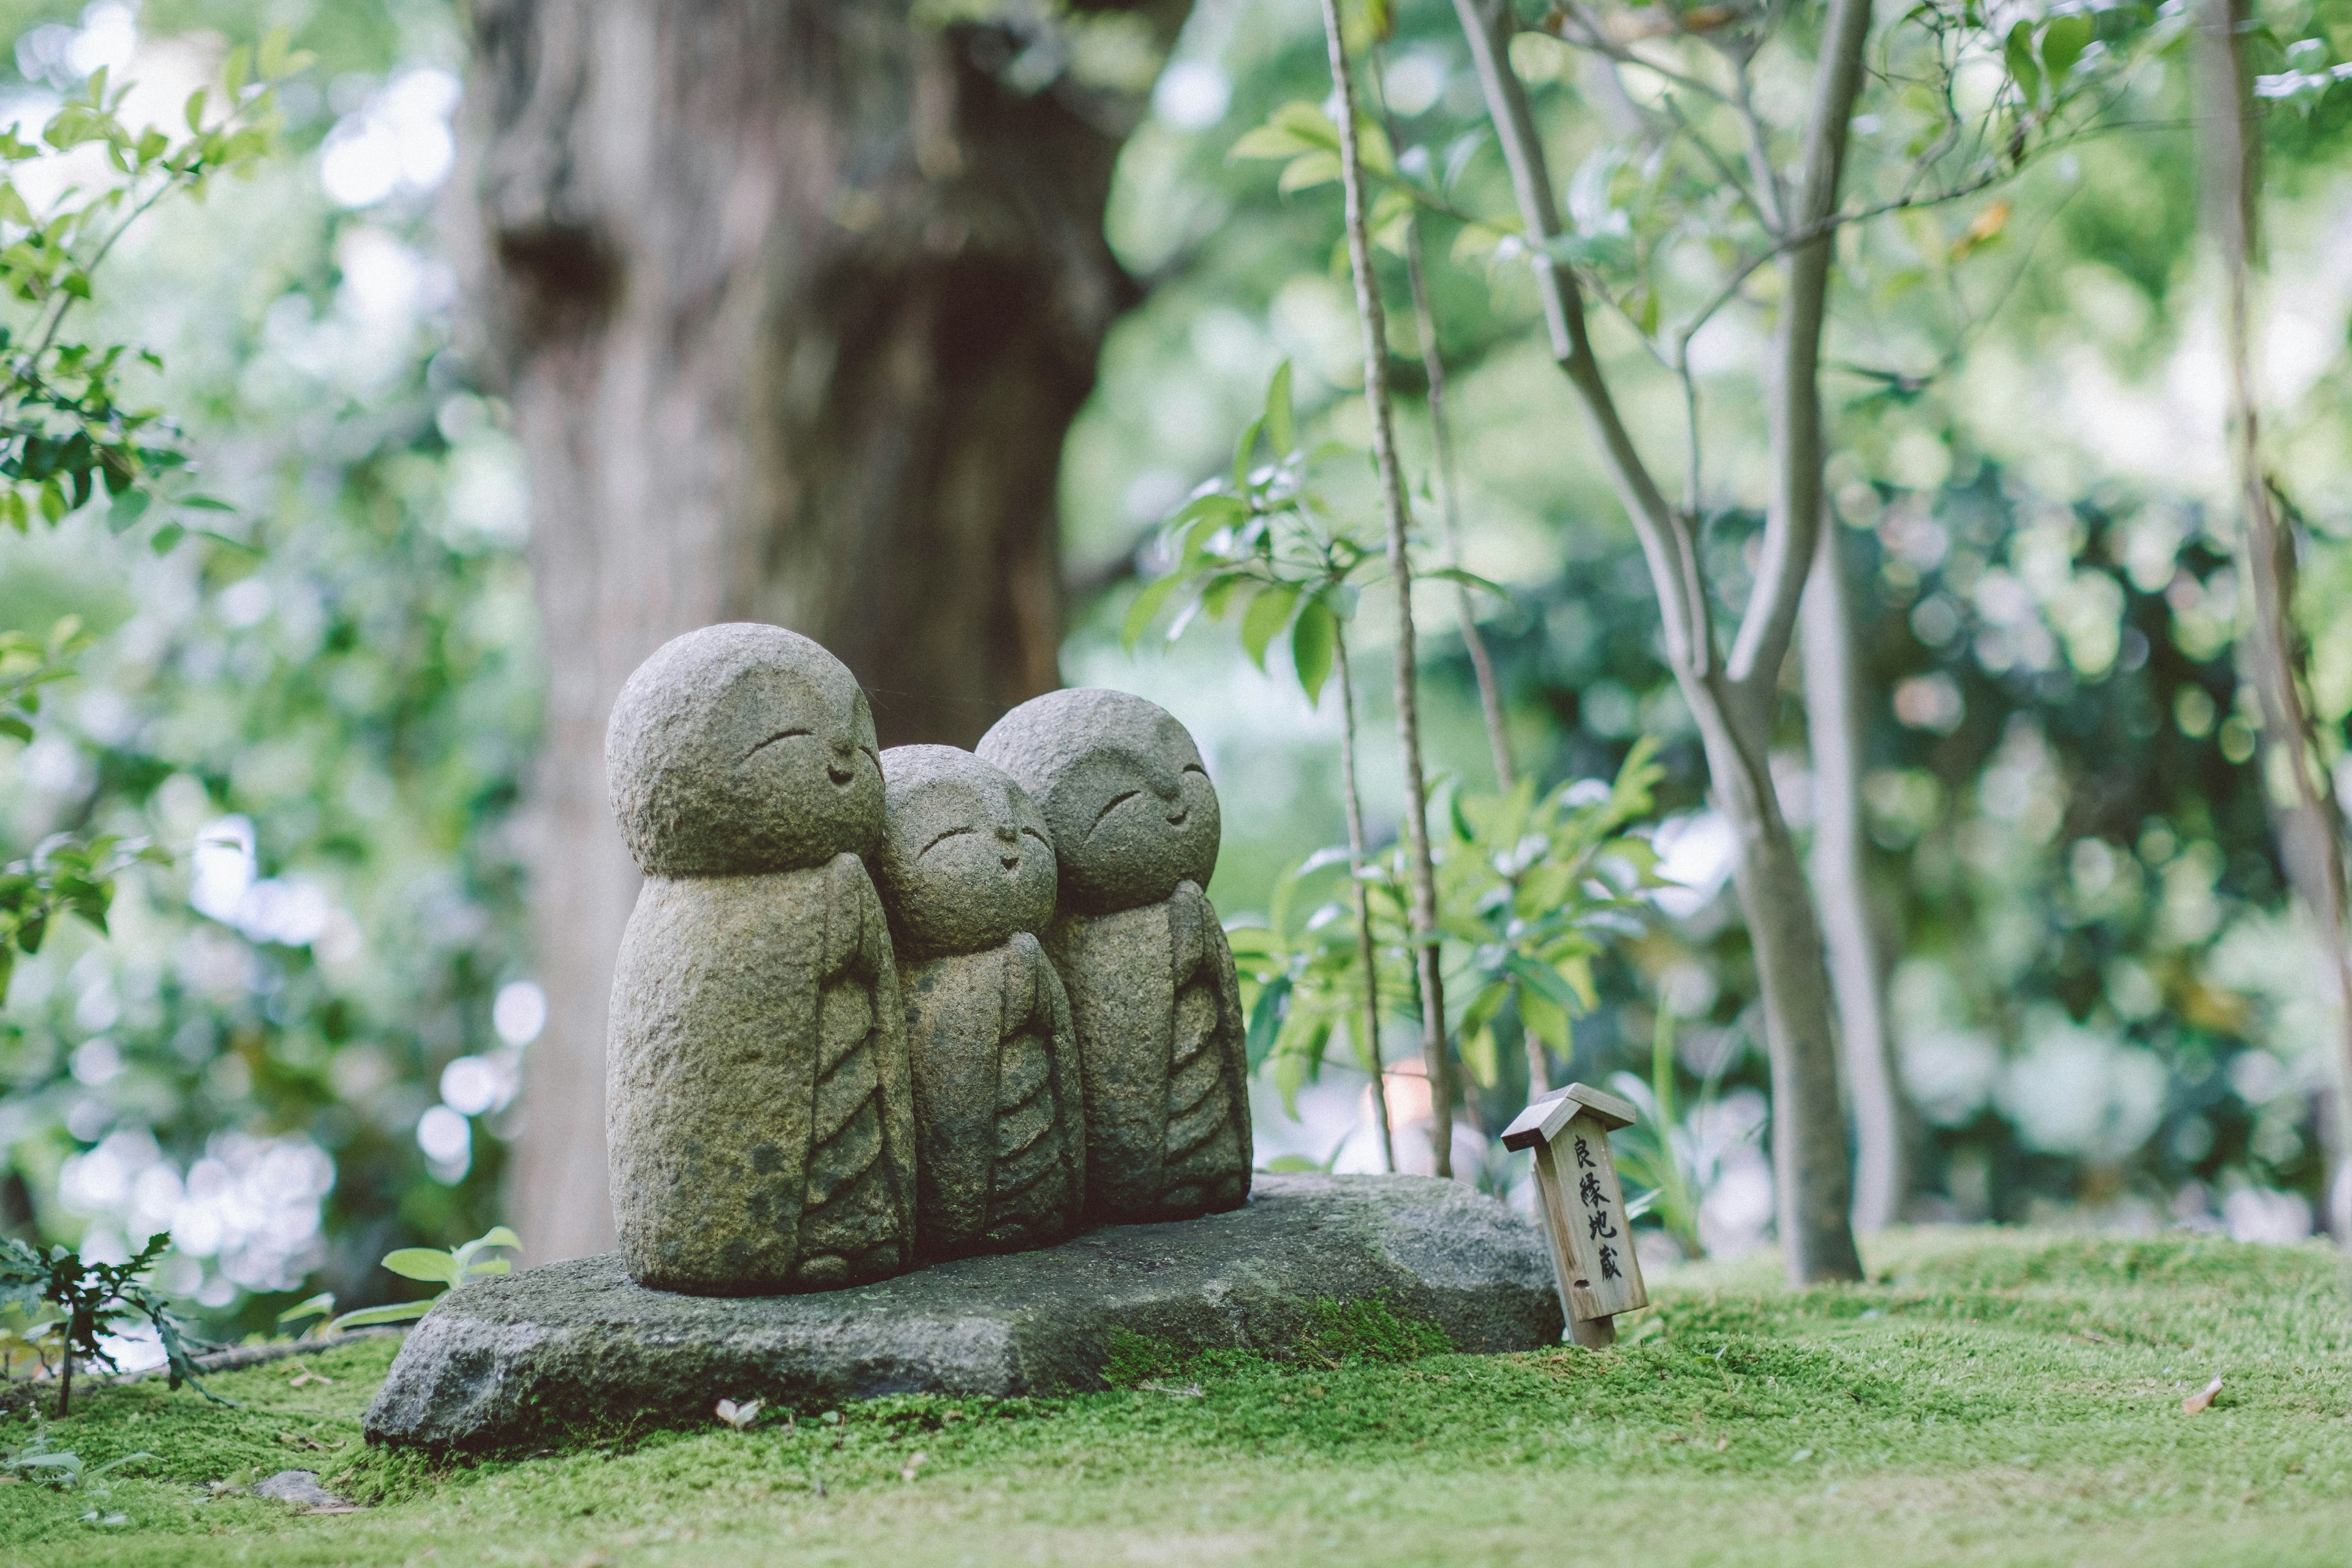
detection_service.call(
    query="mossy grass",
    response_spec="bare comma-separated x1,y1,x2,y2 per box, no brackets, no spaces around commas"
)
4,1227,2349,1566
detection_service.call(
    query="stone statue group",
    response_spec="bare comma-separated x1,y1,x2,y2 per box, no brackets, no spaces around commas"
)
601,624,1256,1295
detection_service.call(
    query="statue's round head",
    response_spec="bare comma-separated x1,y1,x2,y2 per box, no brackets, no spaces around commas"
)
606,623,881,876
976,689,1219,915
873,745,1056,956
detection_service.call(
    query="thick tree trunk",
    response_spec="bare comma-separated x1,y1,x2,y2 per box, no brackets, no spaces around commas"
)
1802,522,1908,1230
462,0,1174,1262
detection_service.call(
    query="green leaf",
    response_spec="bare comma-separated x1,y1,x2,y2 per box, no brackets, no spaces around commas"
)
1122,573,1183,649
1264,360,1295,458
149,522,184,556
470,1226,522,1253
276,1292,335,1327
1292,592,1337,706
1231,417,1262,492
1230,125,1315,160
2041,13,2094,83
106,488,149,535
1460,1025,1499,1088
1506,952,1583,1015
176,494,237,512
1273,1016,1331,1116
2005,20,2044,105
1246,975,1292,1071
326,1299,432,1332
1451,221,1513,268
1520,984,1572,1055
1240,583,1300,670
379,1247,461,1286
1268,101,1342,149
1279,151,1343,194
1423,565,1507,598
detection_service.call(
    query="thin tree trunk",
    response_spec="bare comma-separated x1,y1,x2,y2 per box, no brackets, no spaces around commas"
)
2198,0,2352,1232
1802,520,1908,1230
56,1340,72,1416
1400,212,1513,793
1452,0,1864,1279
463,0,1180,1261
1367,47,1512,791
1320,0,1453,1178
1335,628,1396,1172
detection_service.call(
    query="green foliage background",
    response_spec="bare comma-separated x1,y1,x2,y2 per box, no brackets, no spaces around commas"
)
0,0,2348,1340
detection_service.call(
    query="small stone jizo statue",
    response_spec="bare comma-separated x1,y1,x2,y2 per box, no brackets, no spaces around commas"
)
978,690,1251,1223
872,745,1085,1259
604,624,917,1294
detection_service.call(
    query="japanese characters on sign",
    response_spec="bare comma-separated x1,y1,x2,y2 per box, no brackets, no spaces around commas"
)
1501,1083,1648,1336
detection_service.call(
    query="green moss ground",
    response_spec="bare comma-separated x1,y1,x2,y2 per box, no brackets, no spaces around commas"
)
4,1227,2349,1567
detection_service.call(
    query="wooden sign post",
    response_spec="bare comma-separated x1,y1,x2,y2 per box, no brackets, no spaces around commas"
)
1502,1082,1649,1348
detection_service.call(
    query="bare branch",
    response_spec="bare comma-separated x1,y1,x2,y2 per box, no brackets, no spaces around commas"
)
1452,0,1713,681
1721,0,1874,723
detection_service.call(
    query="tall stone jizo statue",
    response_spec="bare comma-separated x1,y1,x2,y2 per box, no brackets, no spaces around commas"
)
979,690,1253,1222
872,745,1085,1259
604,625,917,1294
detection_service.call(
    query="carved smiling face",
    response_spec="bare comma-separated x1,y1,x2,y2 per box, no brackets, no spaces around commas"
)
874,745,1056,957
976,690,1219,915
606,623,882,876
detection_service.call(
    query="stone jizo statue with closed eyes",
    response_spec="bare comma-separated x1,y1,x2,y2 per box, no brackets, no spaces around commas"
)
872,745,1085,1259
603,623,916,1295
978,689,1251,1223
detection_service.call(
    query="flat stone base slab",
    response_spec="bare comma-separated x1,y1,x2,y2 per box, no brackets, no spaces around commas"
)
363,1173,1562,1452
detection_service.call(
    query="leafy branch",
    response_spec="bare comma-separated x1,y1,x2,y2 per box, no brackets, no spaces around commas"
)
0,1234,223,1414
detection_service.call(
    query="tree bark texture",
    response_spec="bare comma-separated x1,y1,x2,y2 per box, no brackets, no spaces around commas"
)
2196,0,2352,1234
1453,0,1864,1280
463,0,1176,1262
1802,521,1909,1231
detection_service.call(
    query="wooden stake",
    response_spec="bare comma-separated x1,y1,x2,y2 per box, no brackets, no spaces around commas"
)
1504,1083,1649,1346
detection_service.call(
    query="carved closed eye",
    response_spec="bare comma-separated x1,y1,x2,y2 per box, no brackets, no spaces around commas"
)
745,726,812,760
918,826,975,857
1182,763,1208,777
1020,826,1052,849
1091,790,1139,829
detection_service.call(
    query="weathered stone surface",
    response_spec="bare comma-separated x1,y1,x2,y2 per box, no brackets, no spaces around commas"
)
606,858,916,1294
875,744,1085,1260
605,624,913,1295
977,688,1218,915
252,1471,356,1511
364,1174,1562,1453
977,692,1251,1224
874,744,1057,958
605,622,883,878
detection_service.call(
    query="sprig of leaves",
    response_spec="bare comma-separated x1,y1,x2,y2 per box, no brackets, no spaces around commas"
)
1124,360,1496,706
0,1233,224,1412
0,36,306,542
326,1226,522,1331
1229,741,1665,1112
0,831,170,1006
